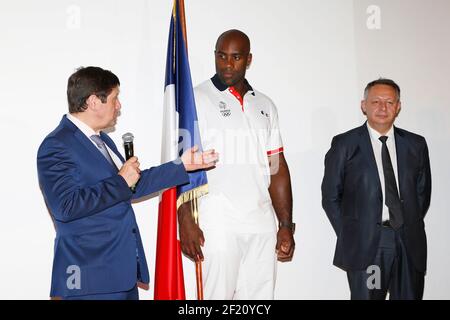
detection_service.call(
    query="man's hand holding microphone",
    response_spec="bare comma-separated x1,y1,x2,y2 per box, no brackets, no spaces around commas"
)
119,156,142,188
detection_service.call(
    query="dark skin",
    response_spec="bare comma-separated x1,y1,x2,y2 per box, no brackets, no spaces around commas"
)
178,30,295,262
214,30,252,97
268,152,295,262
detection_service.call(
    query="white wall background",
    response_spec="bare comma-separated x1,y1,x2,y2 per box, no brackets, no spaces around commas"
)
0,0,449,299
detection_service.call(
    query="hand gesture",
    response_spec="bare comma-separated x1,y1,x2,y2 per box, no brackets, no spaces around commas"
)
181,145,219,172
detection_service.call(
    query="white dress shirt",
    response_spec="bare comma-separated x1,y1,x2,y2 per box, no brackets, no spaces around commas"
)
367,123,400,222
66,113,123,169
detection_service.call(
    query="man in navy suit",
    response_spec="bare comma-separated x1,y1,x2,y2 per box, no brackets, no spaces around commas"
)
37,66,218,300
321,78,431,299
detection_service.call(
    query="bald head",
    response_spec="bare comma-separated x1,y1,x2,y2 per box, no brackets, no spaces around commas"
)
215,29,251,54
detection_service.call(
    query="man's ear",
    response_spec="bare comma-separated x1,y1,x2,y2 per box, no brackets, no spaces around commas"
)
396,101,402,117
86,95,98,111
361,100,367,115
246,53,253,69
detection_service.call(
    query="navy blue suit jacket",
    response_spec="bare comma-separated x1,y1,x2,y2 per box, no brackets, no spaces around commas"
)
37,116,189,297
321,123,431,272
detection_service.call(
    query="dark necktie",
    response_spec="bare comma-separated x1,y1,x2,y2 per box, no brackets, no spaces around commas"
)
379,136,403,229
90,135,117,170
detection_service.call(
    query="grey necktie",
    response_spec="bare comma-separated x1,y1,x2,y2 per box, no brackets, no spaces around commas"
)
90,135,117,169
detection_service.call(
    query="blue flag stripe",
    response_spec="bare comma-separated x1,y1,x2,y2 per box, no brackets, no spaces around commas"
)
164,1,208,197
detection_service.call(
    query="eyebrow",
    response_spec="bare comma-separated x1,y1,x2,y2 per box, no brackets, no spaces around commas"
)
216,50,244,55
369,97,398,103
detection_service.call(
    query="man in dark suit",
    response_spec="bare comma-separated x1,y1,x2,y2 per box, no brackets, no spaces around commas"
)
37,66,218,300
321,78,431,300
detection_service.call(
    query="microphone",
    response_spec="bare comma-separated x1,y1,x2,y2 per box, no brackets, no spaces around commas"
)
122,132,137,193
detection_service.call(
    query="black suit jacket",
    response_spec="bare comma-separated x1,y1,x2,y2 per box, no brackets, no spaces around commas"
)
321,123,431,272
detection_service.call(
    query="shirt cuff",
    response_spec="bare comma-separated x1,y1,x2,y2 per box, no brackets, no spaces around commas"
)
267,147,284,156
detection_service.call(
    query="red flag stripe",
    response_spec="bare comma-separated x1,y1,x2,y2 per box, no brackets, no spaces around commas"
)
154,187,186,299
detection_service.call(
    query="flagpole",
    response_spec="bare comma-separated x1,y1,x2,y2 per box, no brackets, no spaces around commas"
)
191,195,204,300
179,0,188,53
178,0,204,301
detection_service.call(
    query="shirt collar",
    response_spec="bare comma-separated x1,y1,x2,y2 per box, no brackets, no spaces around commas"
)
66,113,98,138
210,74,255,96
366,122,395,142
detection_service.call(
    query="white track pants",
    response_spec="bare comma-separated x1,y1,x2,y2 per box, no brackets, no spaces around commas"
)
201,228,277,300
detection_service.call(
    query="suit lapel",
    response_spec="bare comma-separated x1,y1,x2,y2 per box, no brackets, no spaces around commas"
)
358,123,382,193
394,127,406,200
61,116,119,174
100,131,125,164
75,130,119,174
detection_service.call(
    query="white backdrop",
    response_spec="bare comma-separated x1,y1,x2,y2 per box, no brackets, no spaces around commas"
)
0,0,449,299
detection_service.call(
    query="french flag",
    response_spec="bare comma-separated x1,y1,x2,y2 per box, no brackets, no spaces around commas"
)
154,0,207,300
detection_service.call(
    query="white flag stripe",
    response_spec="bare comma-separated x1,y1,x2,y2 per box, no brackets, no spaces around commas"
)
161,84,179,163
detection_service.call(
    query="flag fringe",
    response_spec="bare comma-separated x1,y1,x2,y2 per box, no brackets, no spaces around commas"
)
176,184,209,209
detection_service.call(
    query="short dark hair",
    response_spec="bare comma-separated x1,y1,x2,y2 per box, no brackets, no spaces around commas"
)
67,66,120,113
364,78,401,101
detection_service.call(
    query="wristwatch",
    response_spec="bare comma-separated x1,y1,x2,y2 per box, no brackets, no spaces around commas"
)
278,221,296,234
